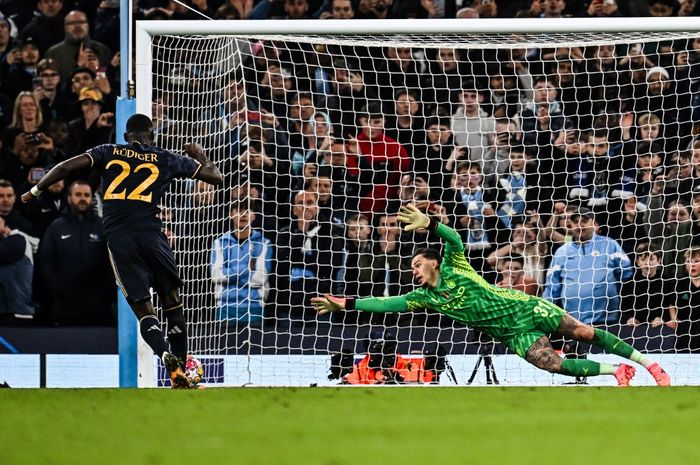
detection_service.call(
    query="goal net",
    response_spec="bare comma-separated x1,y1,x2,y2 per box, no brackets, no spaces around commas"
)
137,19,700,386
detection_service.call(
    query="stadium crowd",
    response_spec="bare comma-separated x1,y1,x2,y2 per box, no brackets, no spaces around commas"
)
1,0,700,354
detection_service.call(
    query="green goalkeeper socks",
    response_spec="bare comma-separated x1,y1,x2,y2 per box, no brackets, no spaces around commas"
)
560,359,614,377
592,328,634,358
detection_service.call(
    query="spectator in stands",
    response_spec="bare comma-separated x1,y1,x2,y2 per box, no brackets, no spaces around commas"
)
19,173,65,239
451,80,497,177
37,181,115,326
620,242,675,328
517,0,569,17
373,47,420,103
355,102,410,213
493,144,553,232
488,220,549,287
211,200,273,327
33,58,70,122
375,211,412,295
450,161,497,276
258,63,295,122
45,10,112,81
237,131,293,231
286,92,315,151
421,48,462,115
355,0,393,18
648,0,675,16
520,75,568,160
668,246,700,352
313,165,345,224
634,65,693,152
585,44,621,115
325,139,360,218
93,1,120,53
385,89,425,153
623,112,664,157
567,129,624,222
543,206,633,326
646,184,694,278
583,0,620,17
0,214,36,326
337,213,386,298
322,0,355,18
19,0,65,55
75,45,116,102
495,254,539,296
291,111,333,177
44,118,69,161
0,179,32,236
492,117,523,175
67,87,114,155
324,58,377,139
275,190,343,322
2,130,56,192
0,15,15,66
2,36,42,102
413,116,455,190
2,91,44,151
606,195,649,258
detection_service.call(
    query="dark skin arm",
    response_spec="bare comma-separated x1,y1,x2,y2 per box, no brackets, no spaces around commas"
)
20,154,92,203
184,143,223,185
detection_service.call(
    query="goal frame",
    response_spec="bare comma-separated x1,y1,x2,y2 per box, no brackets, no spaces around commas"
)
129,17,700,387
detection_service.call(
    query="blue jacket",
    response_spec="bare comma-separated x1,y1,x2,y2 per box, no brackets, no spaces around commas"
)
210,230,272,324
543,234,632,324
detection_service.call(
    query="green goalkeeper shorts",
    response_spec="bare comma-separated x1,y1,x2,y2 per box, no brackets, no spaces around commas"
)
499,298,567,358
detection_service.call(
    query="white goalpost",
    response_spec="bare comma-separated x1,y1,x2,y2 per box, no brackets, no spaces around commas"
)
134,18,700,387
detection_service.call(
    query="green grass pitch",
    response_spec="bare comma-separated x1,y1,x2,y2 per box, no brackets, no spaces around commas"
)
1,387,698,465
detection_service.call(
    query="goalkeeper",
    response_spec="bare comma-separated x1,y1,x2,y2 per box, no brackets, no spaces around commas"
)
312,204,671,386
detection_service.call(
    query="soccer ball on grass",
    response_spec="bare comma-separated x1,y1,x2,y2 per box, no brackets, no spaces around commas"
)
185,355,204,386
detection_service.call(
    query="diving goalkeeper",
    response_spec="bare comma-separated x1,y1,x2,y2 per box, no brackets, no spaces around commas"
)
312,204,671,386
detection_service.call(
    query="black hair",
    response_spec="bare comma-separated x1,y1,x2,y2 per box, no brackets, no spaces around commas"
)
126,113,153,134
412,248,441,265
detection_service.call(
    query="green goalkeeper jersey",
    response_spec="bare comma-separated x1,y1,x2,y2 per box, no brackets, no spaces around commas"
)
354,222,536,341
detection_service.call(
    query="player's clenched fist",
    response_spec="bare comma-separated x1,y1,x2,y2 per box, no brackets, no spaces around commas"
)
311,295,346,315
397,204,430,232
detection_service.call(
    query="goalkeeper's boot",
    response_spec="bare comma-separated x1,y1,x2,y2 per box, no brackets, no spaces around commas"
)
613,363,636,387
162,352,190,389
647,362,671,387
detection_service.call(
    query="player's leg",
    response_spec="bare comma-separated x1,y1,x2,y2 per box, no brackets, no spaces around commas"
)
130,297,167,358
107,238,169,360
523,335,622,380
555,313,671,386
160,286,188,364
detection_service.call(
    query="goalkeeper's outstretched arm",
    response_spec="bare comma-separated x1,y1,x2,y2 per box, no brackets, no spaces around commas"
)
311,203,465,316
396,203,464,253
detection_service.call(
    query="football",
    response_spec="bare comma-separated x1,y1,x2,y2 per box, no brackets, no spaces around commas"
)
185,355,204,385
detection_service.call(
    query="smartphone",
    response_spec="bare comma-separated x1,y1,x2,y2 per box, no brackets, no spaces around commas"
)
29,167,46,182
32,77,43,90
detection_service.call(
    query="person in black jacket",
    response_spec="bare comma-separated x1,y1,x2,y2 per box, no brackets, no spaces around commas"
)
274,190,343,323
37,180,115,326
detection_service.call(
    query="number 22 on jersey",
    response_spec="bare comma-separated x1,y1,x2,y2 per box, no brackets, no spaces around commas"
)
103,159,160,202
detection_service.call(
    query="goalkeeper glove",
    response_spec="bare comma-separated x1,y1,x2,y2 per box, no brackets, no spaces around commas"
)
397,204,431,232
311,295,347,315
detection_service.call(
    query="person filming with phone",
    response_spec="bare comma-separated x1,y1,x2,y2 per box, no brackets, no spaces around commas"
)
66,87,114,157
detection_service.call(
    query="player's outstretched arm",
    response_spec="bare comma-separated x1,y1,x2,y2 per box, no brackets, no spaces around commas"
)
20,154,92,203
311,294,409,315
397,204,464,253
184,142,223,185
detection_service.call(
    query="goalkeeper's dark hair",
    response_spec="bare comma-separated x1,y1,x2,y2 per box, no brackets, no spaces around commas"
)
412,248,441,265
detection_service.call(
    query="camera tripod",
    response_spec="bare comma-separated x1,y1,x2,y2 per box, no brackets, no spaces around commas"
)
467,340,499,385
